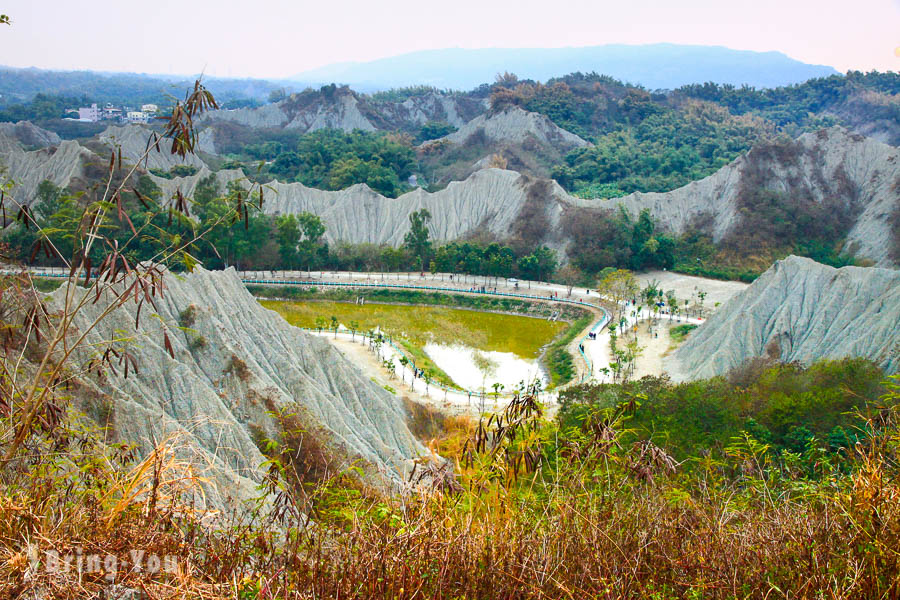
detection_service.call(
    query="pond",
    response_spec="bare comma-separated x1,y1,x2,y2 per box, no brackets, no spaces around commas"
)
261,299,566,391
423,343,548,392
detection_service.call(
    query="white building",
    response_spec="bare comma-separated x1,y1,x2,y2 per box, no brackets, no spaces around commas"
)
103,107,122,120
126,111,149,124
141,103,158,114
78,103,101,122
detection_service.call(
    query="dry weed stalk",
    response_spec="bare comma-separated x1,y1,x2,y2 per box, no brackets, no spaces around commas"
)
0,80,268,463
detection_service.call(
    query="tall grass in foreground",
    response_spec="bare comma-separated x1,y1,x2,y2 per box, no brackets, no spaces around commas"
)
2,377,898,599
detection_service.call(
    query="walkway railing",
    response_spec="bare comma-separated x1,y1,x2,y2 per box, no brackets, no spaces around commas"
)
242,276,611,387
23,268,612,390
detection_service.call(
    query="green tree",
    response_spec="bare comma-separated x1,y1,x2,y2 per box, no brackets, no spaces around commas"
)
298,212,325,244
380,246,406,273
293,212,326,274
314,316,327,334
399,355,409,384
416,121,457,143
264,129,415,197
517,254,539,282
196,185,273,270
532,246,558,282
275,214,301,268
597,269,639,321
33,180,64,221
270,151,302,179
403,209,432,273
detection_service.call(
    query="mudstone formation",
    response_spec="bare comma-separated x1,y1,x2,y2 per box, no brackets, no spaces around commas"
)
667,256,900,380
49,267,430,511
426,106,590,151
201,90,485,133
1,118,896,267
592,127,900,267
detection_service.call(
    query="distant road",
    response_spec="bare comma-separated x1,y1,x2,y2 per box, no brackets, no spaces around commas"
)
238,269,598,301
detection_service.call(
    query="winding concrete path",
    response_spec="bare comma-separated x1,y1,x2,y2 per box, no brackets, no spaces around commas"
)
236,270,733,393
238,270,609,406
26,267,743,412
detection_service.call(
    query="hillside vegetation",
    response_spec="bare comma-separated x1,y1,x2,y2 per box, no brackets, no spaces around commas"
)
490,70,897,196
2,70,896,283
4,353,898,598
2,74,899,600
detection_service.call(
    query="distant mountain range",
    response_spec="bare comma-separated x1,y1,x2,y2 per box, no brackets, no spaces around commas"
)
0,44,841,107
290,44,840,91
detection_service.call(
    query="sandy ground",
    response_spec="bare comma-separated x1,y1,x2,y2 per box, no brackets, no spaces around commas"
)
630,318,691,380
327,335,510,414
636,270,749,312
630,321,670,380
584,314,695,383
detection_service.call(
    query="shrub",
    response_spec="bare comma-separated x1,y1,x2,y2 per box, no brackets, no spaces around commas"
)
544,313,592,387
188,334,207,351
669,323,697,342
225,353,252,381
178,304,197,328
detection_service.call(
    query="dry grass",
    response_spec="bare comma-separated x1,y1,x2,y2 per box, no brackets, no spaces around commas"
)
2,380,899,599
0,429,223,598
402,396,475,457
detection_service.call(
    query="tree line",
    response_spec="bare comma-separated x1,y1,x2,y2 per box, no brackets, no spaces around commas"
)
3,178,563,282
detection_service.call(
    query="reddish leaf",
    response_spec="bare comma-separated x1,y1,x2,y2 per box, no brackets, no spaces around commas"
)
122,209,136,235
83,256,92,286
163,331,175,359
135,298,144,328
29,239,41,264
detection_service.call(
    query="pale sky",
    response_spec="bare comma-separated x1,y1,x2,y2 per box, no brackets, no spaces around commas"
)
2,0,898,79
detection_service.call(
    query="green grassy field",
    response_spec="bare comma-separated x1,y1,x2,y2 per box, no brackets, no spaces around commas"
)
260,300,567,359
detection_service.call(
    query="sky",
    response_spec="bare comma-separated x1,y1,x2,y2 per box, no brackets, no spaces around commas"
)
1,0,898,79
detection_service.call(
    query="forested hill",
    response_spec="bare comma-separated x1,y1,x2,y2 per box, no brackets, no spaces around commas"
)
1,67,897,282
188,69,898,199
0,66,293,107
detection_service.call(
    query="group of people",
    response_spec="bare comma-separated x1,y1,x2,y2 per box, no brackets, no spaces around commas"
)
467,285,498,293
